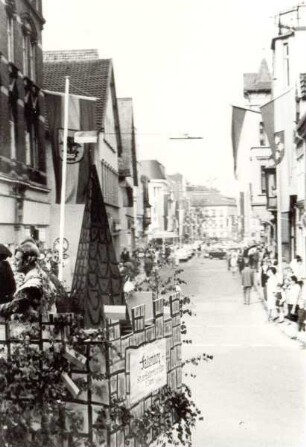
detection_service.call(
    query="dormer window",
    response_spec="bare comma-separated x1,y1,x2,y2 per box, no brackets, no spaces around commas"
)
21,16,37,82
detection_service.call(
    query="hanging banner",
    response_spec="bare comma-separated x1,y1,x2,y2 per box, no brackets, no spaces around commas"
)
129,339,167,405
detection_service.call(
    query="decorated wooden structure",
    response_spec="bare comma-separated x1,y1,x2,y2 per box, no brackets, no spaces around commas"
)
0,165,182,446
0,290,182,446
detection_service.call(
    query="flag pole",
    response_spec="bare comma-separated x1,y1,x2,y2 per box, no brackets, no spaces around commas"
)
58,76,70,282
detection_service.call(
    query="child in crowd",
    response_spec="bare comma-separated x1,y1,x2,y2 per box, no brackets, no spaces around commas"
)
275,283,286,323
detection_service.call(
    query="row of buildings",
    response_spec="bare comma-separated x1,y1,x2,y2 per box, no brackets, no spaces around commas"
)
232,3,306,267
0,0,238,289
0,0,155,267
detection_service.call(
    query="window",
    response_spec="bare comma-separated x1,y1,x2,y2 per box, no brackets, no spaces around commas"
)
8,64,18,159
259,121,266,146
7,15,14,62
24,80,39,168
101,160,118,206
22,17,37,81
260,166,266,194
283,43,290,87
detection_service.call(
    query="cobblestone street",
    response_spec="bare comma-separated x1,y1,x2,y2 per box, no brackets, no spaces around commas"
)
181,258,306,447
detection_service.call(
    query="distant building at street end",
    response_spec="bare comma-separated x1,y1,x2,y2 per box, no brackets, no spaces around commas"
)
243,59,272,111
139,160,173,239
167,173,188,244
186,186,238,241
0,0,49,248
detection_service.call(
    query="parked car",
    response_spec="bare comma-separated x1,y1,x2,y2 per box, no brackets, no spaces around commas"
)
175,248,189,262
208,247,227,260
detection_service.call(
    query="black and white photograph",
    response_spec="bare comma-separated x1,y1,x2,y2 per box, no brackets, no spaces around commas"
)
0,0,306,446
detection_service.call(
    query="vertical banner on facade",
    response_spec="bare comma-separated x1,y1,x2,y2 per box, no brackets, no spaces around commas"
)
129,339,167,405
231,106,247,176
45,91,96,204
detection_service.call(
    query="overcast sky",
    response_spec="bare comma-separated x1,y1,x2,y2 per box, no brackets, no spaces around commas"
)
42,0,296,195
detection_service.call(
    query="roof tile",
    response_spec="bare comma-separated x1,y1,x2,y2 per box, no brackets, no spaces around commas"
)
43,56,112,129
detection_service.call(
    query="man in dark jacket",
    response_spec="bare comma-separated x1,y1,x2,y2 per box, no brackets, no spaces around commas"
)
241,262,254,305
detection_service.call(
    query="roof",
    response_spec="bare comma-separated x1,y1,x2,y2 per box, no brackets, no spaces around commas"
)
187,189,236,207
244,59,272,93
139,160,166,180
44,49,99,62
43,54,112,129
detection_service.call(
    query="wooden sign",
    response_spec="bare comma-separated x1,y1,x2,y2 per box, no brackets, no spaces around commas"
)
129,338,167,405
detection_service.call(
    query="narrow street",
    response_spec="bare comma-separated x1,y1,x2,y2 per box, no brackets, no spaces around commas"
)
180,257,306,447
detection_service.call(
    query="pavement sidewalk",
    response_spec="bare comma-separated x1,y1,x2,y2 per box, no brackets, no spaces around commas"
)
254,282,306,347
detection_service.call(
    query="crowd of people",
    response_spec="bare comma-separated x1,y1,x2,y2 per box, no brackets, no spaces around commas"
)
0,240,67,319
227,243,306,336
3,237,305,341
0,239,177,321
119,242,181,280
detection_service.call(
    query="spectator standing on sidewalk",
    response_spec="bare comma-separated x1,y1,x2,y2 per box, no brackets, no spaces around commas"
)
241,262,254,305
275,283,286,323
286,275,301,322
266,267,278,321
144,252,154,277
230,251,238,277
290,255,304,281
260,258,270,301
297,284,306,333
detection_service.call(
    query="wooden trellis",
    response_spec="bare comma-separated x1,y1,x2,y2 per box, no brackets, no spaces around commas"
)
0,291,182,447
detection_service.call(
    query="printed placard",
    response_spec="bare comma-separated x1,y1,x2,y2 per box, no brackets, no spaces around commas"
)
129,339,167,405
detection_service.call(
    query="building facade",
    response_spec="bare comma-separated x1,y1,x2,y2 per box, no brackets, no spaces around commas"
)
0,0,50,249
117,97,138,254
139,160,171,238
43,50,123,270
232,60,273,244
167,173,187,244
186,186,238,241
262,5,306,263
